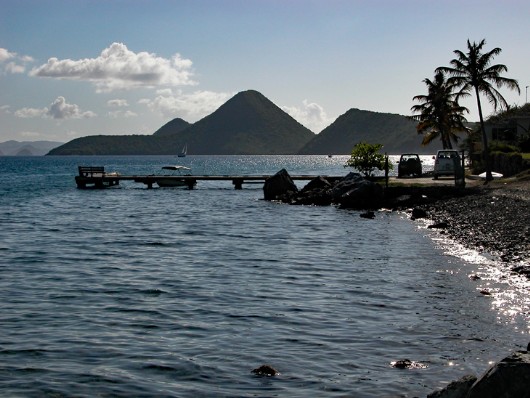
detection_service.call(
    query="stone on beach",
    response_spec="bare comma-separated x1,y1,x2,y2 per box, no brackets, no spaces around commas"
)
427,348,530,398
263,168,298,201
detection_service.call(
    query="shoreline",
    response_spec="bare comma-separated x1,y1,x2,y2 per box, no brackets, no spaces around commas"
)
405,179,530,277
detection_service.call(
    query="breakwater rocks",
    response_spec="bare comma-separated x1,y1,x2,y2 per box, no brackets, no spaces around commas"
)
427,344,530,398
263,169,384,209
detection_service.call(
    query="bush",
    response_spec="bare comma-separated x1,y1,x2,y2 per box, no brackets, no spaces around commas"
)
345,142,388,177
489,140,519,153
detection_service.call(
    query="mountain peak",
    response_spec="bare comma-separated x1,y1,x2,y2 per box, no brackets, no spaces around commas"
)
173,89,315,154
152,117,191,136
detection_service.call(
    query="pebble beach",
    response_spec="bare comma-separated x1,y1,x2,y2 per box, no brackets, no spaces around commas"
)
423,177,530,277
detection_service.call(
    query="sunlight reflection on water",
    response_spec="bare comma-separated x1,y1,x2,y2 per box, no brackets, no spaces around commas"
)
422,223,530,332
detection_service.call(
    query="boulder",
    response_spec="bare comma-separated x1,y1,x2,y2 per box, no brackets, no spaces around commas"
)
290,176,333,206
467,350,530,398
411,207,428,220
360,211,376,219
331,173,383,209
427,375,478,398
428,222,449,229
300,176,332,193
263,169,298,201
251,364,279,376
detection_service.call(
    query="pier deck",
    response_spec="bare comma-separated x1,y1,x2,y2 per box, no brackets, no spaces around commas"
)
75,168,342,189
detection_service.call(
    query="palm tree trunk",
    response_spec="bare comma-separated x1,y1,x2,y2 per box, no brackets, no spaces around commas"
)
475,87,492,182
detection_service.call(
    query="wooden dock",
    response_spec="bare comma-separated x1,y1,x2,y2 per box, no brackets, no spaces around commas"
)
75,166,342,189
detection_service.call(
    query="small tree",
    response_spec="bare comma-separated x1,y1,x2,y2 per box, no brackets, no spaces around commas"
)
345,141,388,177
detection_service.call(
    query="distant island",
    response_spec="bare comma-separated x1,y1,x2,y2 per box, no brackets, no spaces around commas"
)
45,89,436,156
0,140,64,156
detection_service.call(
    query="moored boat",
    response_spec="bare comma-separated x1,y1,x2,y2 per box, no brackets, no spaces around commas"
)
156,165,194,187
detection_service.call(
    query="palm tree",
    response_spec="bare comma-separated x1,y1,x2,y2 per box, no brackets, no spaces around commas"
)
436,39,520,181
411,70,469,149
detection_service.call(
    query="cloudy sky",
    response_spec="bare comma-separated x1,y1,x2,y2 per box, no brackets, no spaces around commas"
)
1,0,528,143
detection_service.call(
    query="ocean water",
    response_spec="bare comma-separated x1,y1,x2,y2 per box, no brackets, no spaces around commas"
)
0,155,528,398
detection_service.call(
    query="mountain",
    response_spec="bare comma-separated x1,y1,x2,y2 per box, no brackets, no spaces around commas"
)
152,118,191,136
0,140,64,156
47,135,173,155
162,90,315,154
298,108,440,155
49,90,316,155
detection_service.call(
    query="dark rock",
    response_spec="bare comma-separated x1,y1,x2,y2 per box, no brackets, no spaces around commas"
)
428,222,449,229
251,364,279,376
390,359,427,369
512,265,530,278
427,374,478,398
300,176,332,193
290,176,334,205
392,359,413,369
360,211,375,219
467,350,530,398
332,173,383,209
263,169,298,201
291,190,333,206
411,207,428,220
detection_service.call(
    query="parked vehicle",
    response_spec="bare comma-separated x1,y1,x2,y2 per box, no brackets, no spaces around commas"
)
397,153,422,177
433,150,461,179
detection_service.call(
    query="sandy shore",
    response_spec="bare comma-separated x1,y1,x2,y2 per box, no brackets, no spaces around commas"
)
420,178,530,276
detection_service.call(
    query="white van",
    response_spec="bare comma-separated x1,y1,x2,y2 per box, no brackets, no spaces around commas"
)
433,150,461,179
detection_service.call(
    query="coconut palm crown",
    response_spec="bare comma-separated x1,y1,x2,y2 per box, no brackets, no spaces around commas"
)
436,39,520,181
411,70,470,149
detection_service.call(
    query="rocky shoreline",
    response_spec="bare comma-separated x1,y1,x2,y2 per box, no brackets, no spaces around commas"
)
407,180,530,278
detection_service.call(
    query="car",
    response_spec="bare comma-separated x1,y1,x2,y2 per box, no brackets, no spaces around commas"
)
433,150,461,179
397,153,422,178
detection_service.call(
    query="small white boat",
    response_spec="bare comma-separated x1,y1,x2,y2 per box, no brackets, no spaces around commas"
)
156,165,193,187
478,171,503,179
468,171,504,180
178,144,187,158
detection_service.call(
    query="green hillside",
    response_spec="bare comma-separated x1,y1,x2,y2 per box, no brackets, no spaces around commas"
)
47,135,179,155
298,108,440,155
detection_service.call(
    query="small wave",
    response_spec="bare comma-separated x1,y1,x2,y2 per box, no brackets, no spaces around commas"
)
0,348,48,357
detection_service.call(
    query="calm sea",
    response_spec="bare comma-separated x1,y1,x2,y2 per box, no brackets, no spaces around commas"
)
0,155,528,398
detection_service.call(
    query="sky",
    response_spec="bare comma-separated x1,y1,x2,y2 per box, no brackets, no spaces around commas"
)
1,0,529,143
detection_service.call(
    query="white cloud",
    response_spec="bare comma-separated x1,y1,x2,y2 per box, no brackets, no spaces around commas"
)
30,42,196,92
47,96,97,119
14,96,97,120
0,48,15,62
108,110,137,118
0,47,33,74
14,107,47,118
5,62,26,74
140,89,232,120
282,100,332,133
107,99,129,107
0,105,11,113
